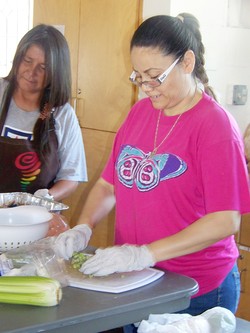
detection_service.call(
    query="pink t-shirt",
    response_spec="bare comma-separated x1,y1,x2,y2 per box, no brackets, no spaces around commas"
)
102,93,250,297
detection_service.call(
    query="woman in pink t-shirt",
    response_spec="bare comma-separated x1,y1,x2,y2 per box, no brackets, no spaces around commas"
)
56,13,250,322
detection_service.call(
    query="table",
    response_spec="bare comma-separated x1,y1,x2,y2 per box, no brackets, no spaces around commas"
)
0,271,198,333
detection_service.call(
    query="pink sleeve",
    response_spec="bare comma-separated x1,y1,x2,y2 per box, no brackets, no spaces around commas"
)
200,139,250,213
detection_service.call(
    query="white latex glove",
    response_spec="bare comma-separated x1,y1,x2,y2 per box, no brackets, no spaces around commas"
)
80,244,155,276
34,188,54,200
54,224,92,260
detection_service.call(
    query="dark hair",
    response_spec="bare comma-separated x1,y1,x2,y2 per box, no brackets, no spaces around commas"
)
1,24,72,158
130,13,217,101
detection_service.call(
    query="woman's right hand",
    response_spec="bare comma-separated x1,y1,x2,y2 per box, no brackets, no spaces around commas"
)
54,224,92,260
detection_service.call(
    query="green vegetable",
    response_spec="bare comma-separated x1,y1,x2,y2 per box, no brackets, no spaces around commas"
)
0,276,62,307
71,252,90,269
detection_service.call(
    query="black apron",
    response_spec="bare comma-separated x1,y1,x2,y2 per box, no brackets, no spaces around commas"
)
0,112,60,194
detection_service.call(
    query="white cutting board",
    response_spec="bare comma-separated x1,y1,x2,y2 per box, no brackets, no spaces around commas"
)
66,267,164,293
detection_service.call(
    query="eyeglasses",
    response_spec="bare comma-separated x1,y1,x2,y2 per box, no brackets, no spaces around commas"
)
129,57,180,88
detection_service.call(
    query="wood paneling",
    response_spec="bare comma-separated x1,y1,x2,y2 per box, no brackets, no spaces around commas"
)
236,248,250,320
239,214,250,247
236,214,250,320
63,128,116,247
77,0,139,132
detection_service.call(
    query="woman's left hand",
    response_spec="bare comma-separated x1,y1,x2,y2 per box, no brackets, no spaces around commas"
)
80,244,155,276
34,188,54,200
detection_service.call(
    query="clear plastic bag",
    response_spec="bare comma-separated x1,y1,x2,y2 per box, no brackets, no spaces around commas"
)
137,307,236,333
0,237,68,287
46,213,70,237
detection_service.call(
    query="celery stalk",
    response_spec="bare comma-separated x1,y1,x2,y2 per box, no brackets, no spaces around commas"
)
0,276,62,306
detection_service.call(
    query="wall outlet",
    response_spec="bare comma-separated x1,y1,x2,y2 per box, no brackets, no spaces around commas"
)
233,85,248,105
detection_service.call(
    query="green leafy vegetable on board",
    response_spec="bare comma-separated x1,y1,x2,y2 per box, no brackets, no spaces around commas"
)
71,252,90,270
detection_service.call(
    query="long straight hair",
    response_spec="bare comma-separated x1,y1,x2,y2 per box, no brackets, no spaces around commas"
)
1,24,72,159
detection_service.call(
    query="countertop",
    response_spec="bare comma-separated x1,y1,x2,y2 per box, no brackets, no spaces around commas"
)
0,270,198,333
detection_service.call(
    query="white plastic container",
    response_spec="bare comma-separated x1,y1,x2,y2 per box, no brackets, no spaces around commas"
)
0,206,52,251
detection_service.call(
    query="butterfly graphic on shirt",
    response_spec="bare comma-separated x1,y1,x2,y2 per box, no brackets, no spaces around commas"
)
116,145,187,192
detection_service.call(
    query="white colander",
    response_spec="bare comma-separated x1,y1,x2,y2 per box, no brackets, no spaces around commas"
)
0,205,52,251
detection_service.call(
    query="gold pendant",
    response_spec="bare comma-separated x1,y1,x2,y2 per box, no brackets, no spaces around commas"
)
149,148,157,158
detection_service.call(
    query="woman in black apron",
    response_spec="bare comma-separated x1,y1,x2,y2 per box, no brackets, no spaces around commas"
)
0,24,82,201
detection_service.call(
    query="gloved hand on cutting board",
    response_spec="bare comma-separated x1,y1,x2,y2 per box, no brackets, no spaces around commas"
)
54,224,92,260
79,244,156,276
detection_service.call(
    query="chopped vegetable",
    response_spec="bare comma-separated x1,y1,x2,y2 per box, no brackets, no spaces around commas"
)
0,276,62,307
71,252,90,269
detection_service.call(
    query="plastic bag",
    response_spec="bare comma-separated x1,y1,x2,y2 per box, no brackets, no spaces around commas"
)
137,307,236,333
45,213,70,237
0,237,68,287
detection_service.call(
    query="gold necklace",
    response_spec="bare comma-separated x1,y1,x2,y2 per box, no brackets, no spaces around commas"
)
149,88,197,158
149,112,182,158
